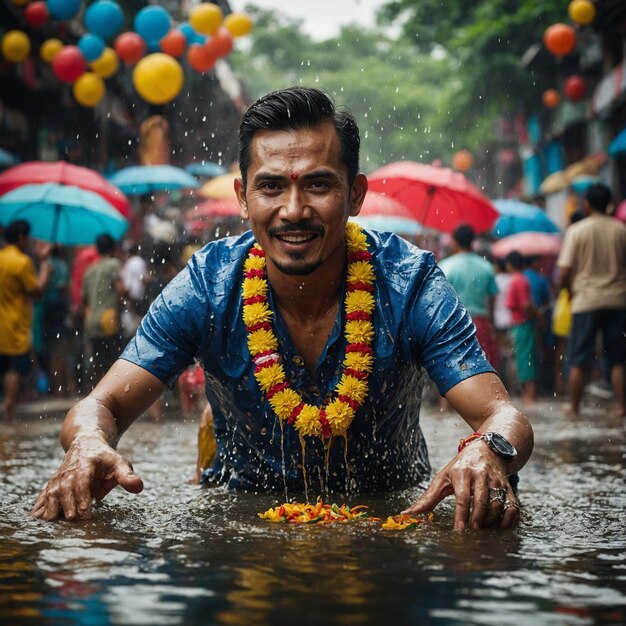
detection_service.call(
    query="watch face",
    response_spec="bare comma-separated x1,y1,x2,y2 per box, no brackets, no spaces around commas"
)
484,432,517,461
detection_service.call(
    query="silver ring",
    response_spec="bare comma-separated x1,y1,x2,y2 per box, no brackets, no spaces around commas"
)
503,500,520,511
488,487,507,504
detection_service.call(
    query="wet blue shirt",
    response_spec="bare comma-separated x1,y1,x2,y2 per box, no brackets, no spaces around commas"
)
121,229,493,495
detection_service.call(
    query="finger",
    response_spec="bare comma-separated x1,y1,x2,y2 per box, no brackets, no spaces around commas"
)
73,466,95,519
59,485,79,521
43,494,61,521
483,489,506,527
30,488,49,517
113,463,144,494
452,476,473,531
30,498,46,519
470,481,490,529
401,477,452,515
500,498,521,529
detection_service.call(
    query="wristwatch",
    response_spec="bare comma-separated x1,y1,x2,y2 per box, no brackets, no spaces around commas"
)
481,432,517,463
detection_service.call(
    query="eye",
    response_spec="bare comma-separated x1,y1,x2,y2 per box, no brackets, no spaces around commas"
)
259,181,281,191
308,180,330,190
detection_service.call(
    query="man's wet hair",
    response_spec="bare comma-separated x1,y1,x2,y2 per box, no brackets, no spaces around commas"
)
584,182,612,213
4,220,30,243
238,86,360,188
452,224,475,250
95,233,116,255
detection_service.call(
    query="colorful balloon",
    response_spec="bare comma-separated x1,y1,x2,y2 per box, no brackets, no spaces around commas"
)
132,53,183,105
90,47,119,78
189,3,223,35
52,45,86,83
568,0,596,25
24,1,49,28
564,75,587,102
160,30,187,58
187,43,217,72
205,28,233,58
47,0,81,20
73,72,106,107
178,23,205,46
223,12,253,37
543,23,577,57
134,6,172,43
40,38,63,64
542,89,561,109
452,150,474,172
114,32,146,65
84,1,124,40
78,33,106,62
1,30,30,62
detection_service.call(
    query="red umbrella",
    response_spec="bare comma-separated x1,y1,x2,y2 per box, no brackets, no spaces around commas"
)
359,191,417,218
367,161,498,234
0,161,130,218
185,197,243,221
491,232,562,258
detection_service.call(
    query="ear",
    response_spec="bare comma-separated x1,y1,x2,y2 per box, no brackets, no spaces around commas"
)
349,173,368,217
234,177,248,220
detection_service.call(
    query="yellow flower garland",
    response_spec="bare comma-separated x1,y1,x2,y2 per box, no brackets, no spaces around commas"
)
242,222,375,440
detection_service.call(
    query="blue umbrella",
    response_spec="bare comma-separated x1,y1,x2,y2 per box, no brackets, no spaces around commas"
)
185,161,227,178
0,183,128,245
109,165,199,195
492,199,560,238
0,148,20,168
570,175,599,194
608,128,626,157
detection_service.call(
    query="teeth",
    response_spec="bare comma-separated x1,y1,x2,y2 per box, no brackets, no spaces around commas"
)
280,234,312,243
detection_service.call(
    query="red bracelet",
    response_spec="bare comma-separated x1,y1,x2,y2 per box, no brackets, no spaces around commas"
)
457,432,482,453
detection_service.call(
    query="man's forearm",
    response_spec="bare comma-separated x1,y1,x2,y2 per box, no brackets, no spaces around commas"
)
60,396,122,451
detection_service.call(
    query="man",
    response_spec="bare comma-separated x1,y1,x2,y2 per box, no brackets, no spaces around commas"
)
0,220,51,421
32,87,533,530
557,183,626,417
438,225,500,370
81,234,127,390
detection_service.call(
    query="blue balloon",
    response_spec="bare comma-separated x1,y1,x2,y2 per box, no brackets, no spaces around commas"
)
134,6,172,43
178,23,205,46
84,1,124,40
78,34,106,62
47,0,81,20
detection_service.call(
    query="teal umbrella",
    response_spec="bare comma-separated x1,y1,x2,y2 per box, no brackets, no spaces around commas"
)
492,199,559,238
109,164,199,195
185,161,227,177
0,183,128,245
608,128,626,156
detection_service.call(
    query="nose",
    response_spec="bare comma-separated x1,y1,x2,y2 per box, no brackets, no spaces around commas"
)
279,185,311,222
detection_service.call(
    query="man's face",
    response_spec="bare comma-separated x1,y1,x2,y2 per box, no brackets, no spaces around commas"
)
235,121,365,276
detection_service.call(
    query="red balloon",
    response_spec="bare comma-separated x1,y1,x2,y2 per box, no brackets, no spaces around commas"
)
24,1,49,27
205,28,233,58
542,89,561,108
187,43,217,72
160,29,187,58
114,32,146,65
543,23,576,57
564,75,587,102
52,46,86,83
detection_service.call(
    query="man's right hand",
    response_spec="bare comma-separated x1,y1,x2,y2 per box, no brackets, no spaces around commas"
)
30,436,143,521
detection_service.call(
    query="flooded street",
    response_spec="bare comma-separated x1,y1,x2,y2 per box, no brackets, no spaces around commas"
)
1,397,624,626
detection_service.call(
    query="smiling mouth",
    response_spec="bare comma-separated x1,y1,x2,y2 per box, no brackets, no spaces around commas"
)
275,233,318,244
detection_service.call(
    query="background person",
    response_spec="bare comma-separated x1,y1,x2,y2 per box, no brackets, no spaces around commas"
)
556,182,626,417
0,220,51,420
32,87,533,530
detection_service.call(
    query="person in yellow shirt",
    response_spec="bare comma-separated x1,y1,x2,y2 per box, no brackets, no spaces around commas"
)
0,220,51,421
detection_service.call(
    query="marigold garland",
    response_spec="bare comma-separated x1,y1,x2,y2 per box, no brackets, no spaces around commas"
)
242,222,375,440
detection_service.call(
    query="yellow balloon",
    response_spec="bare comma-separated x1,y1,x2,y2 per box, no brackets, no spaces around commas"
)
40,38,64,64
132,53,183,105
189,3,223,35
73,72,106,107
224,12,253,37
568,0,596,25
1,30,30,63
90,47,119,79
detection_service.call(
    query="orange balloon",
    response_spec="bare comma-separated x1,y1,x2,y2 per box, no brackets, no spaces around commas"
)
543,23,576,56
205,28,233,58
452,150,474,172
160,29,187,57
187,43,217,72
542,89,561,108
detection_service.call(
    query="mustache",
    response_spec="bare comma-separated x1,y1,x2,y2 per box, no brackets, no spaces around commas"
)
269,222,324,236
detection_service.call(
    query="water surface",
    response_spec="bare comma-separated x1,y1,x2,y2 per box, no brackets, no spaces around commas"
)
1,398,624,625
